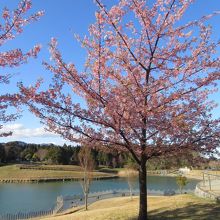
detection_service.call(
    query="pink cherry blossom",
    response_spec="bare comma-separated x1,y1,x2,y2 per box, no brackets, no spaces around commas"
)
0,0,43,137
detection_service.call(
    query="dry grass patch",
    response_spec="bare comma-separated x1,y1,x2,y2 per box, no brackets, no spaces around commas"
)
185,169,220,180
0,165,113,181
118,170,138,177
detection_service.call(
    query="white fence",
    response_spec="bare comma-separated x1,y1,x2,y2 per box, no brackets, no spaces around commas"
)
0,197,63,220
195,172,220,200
0,209,54,220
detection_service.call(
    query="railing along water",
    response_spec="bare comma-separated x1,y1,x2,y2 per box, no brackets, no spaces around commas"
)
195,171,220,200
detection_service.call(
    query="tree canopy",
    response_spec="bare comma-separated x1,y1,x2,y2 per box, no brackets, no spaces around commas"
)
0,0,43,137
18,1,220,219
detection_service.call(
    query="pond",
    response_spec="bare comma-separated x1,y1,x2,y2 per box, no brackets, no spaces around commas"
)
0,176,199,214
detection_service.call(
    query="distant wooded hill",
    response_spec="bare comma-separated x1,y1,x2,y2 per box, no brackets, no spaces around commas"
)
0,141,128,167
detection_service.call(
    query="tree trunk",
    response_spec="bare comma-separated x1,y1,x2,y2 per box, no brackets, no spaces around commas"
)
85,192,88,210
138,157,147,220
129,186,133,200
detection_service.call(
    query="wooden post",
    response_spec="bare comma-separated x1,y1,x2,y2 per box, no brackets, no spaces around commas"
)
208,175,211,191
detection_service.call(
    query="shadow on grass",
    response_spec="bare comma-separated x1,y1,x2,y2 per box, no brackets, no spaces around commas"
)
97,167,118,174
145,203,220,220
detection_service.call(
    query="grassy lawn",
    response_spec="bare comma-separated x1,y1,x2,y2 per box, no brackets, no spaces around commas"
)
145,169,220,180
42,194,220,220
2,164,219,181
0,164,115,181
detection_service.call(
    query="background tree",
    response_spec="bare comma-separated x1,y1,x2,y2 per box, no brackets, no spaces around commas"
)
19,0,220,219
0,144,5,163
0,141,129,167
31,153,40,162
147,150,204,170
176,175,188,194
112,157,117,168
78,146,95,211
45,145,64,164
0,0,42,137
208,159,220,170
20,146,37,161
59,145,72,164
35,148,48,162
70,146,80,165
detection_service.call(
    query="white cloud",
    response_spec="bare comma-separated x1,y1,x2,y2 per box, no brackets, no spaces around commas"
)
1,123,59,139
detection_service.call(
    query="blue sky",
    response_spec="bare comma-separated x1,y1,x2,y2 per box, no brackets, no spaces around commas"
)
1,0,220,145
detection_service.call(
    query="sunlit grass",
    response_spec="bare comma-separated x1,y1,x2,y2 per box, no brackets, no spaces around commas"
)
42,194,220,220
185,169,220,180
0,164,114,181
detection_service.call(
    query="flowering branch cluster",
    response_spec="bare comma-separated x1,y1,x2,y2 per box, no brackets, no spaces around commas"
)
0,0,43,137
20,0,220,163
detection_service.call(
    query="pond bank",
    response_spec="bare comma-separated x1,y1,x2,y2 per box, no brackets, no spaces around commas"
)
1,164,211,183
0,175,118,183
0,164,118,183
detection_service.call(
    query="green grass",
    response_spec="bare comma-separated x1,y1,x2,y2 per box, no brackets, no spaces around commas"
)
0,164,115,181
43,194,220,220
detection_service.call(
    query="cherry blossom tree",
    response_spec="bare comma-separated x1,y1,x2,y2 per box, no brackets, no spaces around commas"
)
19,0,220,219
0,0,43,137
